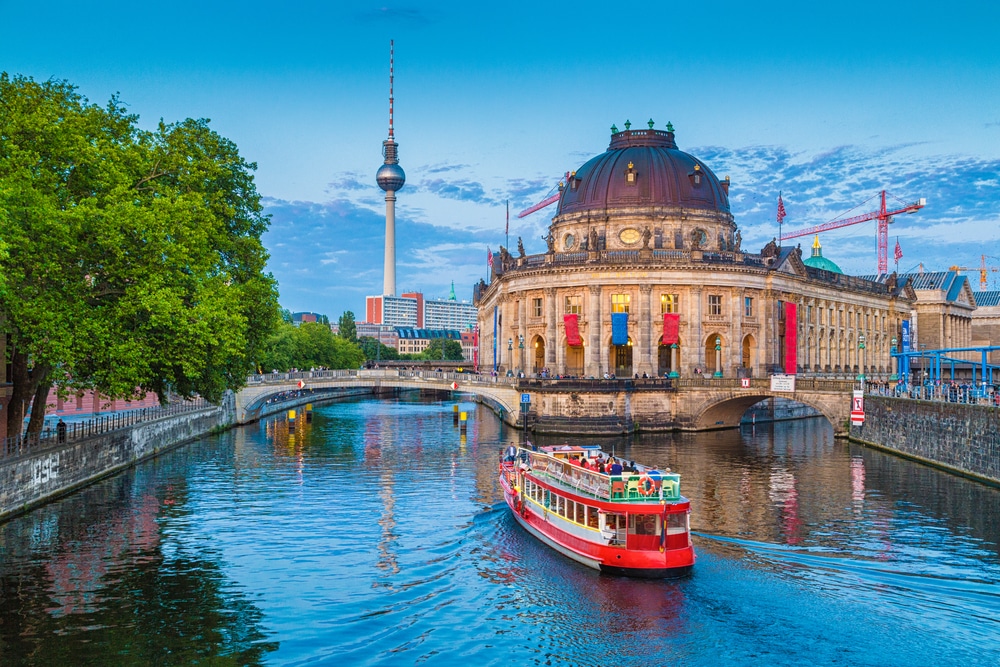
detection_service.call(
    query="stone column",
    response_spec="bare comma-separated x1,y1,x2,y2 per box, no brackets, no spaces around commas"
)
545,287,557,371
690,286,703,372
586,285,603,377
638,284,654,377
518,297,527,374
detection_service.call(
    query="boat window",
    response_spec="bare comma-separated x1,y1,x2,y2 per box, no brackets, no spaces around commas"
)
575,503,585,524
666,512,688,532
564,499,573,519
629,514,661,536
556,495,565,516
587,507,599,528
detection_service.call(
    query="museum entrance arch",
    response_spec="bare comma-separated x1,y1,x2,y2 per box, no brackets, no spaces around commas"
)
532,335,545,375
741,334,755,375
564,342,584,377
704,333,724,377
658,338,682,377
610,337,633,377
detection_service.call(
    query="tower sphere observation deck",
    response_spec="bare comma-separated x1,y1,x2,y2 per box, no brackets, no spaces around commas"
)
377,161,406,192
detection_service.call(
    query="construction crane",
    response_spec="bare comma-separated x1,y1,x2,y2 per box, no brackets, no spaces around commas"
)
949,255,1000,290
779,190,926,273
517,172,570,218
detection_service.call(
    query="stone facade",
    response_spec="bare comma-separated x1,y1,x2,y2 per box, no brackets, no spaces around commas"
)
475,127,915,382
850,396,1000,484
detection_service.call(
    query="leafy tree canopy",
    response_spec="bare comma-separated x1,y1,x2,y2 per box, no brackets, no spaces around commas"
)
0,73,280,436
358,336,399,362
258,321,365,372
421,338,465,361
337,311,357,342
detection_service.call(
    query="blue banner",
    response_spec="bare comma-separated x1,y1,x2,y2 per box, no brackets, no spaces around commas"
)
901,320,911,352
611,312,629,346
900,319,911,383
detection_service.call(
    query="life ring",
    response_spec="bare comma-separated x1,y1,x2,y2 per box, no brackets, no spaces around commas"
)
638,475,656,496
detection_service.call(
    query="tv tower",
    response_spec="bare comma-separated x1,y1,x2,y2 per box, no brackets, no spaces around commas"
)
376,39,405,296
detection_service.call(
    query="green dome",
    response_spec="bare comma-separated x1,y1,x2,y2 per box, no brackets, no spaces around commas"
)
802,236,842,274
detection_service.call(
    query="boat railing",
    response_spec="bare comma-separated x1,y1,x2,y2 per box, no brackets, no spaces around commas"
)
524,449,681,502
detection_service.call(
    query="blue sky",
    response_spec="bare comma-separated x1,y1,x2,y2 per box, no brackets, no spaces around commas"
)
4,1,999,318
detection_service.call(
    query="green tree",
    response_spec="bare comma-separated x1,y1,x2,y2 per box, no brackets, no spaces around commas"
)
421,338,465,361
0,74,280,437
258,320,365,371
358,336,399,362
338,311,357,342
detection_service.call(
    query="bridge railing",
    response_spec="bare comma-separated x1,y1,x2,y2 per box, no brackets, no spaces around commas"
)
674,377,856,392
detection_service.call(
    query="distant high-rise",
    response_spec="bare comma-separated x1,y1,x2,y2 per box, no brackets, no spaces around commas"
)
375,39,405,296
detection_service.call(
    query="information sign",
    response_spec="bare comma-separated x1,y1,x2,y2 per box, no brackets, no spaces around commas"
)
520,393,531,404
770,374,796,393
740,378,751,388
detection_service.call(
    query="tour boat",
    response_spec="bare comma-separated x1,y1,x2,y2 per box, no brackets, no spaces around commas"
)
498,444,694,577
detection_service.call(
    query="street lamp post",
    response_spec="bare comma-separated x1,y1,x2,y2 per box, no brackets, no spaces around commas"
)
713,336,722,378
890,336,898,382
507,338,513,377
858,333,867,386
518,334,525,377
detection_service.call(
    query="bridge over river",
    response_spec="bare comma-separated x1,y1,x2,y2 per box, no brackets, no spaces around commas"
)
239,369,858,435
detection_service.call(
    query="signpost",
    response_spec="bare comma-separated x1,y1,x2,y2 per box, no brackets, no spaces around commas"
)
769,374,796,393
850,389,865,426
451,381,459,390
740,378,751,388
520,393,530,446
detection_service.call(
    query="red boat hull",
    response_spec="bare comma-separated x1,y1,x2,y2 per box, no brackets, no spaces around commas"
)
500,469,695,577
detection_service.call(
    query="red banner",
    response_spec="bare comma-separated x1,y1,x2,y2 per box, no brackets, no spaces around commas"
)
662,313,680,345
784,302,797,374
564,314,582,346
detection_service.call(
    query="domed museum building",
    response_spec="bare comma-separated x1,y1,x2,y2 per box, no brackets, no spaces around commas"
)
474,123,915,380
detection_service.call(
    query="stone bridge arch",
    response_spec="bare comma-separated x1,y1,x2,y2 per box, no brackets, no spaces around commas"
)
684,390,849,434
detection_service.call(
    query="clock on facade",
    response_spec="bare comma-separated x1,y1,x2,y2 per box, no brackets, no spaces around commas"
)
619,228,640,245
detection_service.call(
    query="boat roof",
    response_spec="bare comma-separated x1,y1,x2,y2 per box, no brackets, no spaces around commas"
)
538,444,603,454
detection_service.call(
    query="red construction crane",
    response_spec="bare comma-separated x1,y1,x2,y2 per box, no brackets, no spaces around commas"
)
779,190,926,273
517,172,570,218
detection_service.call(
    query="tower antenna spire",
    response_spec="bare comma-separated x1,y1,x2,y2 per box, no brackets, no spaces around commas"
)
388,39,395,140
376,39,405,297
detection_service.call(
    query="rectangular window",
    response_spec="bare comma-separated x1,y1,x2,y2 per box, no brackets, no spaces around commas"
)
532,297,542,318
807,305,813,323
564,295,581,315
575,502,585,524
709,294,722,316
744,296,754,318
611,293,630,314
660,293,679,314
587,506,599,529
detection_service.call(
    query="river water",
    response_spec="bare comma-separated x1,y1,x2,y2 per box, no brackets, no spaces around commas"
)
0,396,998,666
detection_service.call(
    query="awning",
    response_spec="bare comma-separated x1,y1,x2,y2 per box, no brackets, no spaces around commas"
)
564,314,582,346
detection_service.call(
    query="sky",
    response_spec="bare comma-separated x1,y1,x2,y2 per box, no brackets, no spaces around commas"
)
3,1,999,319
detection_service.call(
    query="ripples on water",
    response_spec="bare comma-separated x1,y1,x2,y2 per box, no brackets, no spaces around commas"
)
0,397,998,666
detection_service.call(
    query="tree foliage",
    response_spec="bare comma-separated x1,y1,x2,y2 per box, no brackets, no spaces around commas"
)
0,73,280,436
358,336,399,362
337,311,357,342
258,321,365,372
421,338,465,361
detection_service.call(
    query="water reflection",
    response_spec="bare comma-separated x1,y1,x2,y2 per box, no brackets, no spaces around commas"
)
0,401,997,666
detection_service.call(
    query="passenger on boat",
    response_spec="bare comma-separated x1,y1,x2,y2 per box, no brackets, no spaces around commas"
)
608,459,623,476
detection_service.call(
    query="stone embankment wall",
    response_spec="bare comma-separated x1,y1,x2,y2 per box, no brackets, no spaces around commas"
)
0,401,233,522
850,397,1000,485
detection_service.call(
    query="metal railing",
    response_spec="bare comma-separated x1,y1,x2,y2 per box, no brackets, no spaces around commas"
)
866,382,1000,406
2,398,211,461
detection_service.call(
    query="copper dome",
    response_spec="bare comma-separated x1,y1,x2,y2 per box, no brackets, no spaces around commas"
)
556,127,730,216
